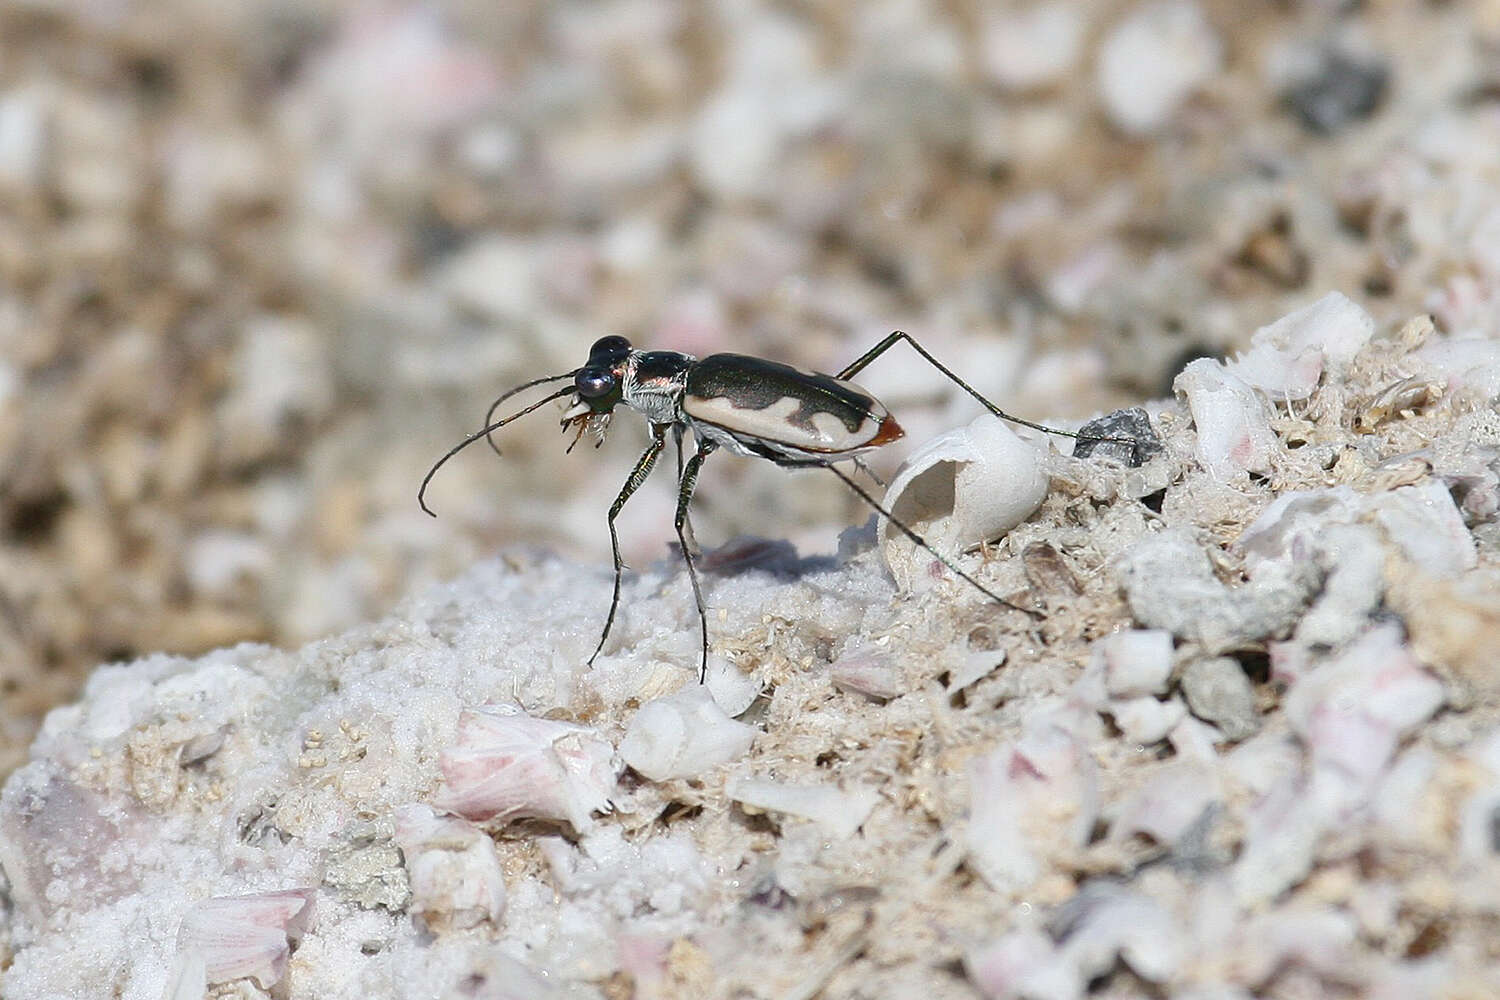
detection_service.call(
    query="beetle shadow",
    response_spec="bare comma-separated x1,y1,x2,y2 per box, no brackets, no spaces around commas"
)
666,535,840,581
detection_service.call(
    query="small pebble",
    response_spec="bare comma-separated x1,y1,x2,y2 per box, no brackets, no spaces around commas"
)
1283,48,1389,135
1072,407,1163,467
1181,656,1260,742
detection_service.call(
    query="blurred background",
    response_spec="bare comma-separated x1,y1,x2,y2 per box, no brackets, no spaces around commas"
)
2,0,1498,777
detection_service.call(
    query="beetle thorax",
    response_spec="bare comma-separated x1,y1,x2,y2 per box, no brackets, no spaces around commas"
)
621,351,693,426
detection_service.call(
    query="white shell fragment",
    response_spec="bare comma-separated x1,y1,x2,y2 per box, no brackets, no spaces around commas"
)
393,804,506,931
1283,624,1444,787
1174,359,1278,478
702,654,763,717
1234,908,1357,989
966,885,1181,999
1237,487,1361,566
725,777,880,839
1054,884,1183,985
965,930,1076,1000
1226,291,1375,401
1112,761,1222,846
1231,773,1327,907
433,705,618,832
620,685,757,782
174,888,315,989
829,646,907,701
1292,523,1386,648
1073,631,1180,745
966,715,1099,892
1368,479,1478,576
879,415,1049,592
1418,336,1500,402
1235,487,1391,647
1092,629,1173,698
1110,695,1188,746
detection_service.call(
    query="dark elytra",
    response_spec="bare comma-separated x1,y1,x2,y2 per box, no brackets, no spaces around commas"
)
685,354,878,436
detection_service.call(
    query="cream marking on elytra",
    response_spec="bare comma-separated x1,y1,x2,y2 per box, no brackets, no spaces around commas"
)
683,393,885,453
419,331,1137,682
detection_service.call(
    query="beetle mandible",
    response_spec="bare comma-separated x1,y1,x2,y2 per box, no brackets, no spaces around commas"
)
420,331,1114,682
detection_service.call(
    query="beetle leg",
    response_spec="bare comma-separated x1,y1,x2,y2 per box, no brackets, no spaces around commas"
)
589,424,669,666
837,330,1119,444
674,439,718,682
825,462,1041,620
672,425,700,557
850,454,886,488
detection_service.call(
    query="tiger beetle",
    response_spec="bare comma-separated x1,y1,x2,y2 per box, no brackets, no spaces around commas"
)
419,331,1122,683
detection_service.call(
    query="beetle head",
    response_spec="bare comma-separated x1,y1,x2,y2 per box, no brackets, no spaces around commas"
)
562,336,634,450
572,336,631,406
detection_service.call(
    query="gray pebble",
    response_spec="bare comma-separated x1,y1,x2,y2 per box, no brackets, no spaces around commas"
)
1180,656,1260,742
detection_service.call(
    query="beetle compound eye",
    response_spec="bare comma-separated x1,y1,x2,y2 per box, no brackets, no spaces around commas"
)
590,335,632,355
576,370,615,399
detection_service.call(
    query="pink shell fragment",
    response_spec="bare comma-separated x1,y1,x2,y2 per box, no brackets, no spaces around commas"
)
434,705,618,832
966,719,1099,891
175,888,315,988
1226,291,1374,401
1174,359,1277,479
1284,625,1444,786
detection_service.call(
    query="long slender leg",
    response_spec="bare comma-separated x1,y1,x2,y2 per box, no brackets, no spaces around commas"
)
589,425,669,665
825,463,1040,620
674,439,718,682
672,425,700,558
837,330,1111,442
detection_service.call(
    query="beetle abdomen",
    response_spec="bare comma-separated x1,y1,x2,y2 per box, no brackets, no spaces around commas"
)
682,353,902,456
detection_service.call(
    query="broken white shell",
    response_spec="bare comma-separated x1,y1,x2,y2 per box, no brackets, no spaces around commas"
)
393,803,506,930
1283,624,1444,787
702,654,762,717
1110,695,1187,746
619,685,757,781
1418,335,1500,402
1174,358,1277,478
1112,761,1221,845
1368,479,1477,577
1226,291,1374,401
1091,629,1173,698
174,888,315,989
966,720,1099,892
1233,907,1357,988
724,777,880,839
433,704,618,832
879,414,1049,592
965,930,1078,1000
1055,883,1183,985
829,646,907,701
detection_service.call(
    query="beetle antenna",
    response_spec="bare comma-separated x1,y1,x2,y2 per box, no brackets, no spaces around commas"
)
824,464,1041,620
419,383,578,517
483,371,582,458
